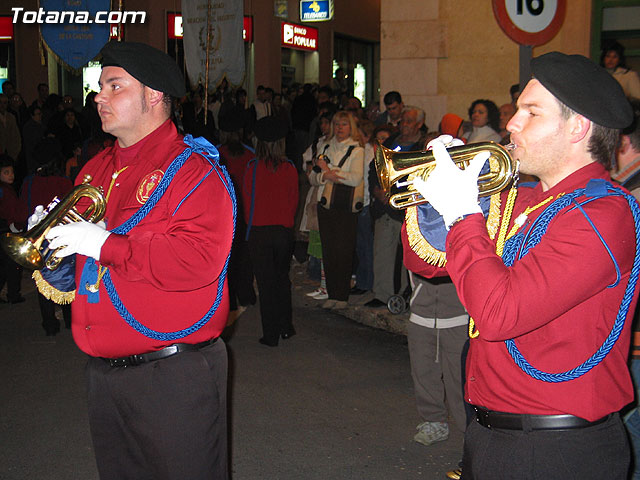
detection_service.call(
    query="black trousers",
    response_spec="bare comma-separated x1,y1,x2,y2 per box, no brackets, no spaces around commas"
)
461,412,629,480
86,340,228,480
227,220,256,310
248,225,294,343
38,292,71,332
317,205,358,301
0,246,22,301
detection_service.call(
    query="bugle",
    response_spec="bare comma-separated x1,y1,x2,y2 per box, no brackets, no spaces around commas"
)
1,175,106,270
375,141,517,210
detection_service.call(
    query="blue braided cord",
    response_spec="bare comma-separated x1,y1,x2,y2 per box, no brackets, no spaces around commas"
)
502,182,640,382
172,165,214,216
102,135,237,340
569,198,621,288
110,146,193,235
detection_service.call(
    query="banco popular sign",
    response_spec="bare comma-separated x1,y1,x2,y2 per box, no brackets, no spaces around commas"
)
281,22,318,51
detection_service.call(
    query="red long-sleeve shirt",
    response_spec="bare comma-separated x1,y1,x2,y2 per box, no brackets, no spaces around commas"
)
403,162,637,421
71,120,234,358
241,159,299,228
0,182,27,229
20,175,73,212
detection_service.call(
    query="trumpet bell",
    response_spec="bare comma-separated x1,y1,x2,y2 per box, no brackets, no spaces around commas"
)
1,234,45,270
374,141,517,210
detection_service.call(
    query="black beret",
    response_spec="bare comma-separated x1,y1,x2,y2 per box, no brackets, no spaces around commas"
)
531,51,632,129
100,41,186,98
254,116,288,142
219,108,245,132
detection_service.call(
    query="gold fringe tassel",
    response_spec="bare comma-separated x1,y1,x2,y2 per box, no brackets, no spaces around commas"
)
32,270,76,305
405,193,502,267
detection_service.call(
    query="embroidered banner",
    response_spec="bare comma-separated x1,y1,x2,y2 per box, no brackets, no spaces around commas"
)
182,0,245,89
39,0,110,72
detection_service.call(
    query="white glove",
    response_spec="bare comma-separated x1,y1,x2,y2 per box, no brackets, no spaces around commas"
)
45,220,111,261
426,134,465,150
27,205,46,230
413,137,489,229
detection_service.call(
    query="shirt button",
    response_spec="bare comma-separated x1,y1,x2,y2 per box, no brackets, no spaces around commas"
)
469,376,475,382
86,325,91,330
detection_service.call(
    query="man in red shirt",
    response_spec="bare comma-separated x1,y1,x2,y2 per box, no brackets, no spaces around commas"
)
44,41,234,479
406,52,637,478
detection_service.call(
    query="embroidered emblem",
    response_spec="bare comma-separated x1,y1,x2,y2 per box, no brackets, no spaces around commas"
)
136,169,164,204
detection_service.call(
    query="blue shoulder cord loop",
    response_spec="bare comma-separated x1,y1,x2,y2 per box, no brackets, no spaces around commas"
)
101,135,237,341
501,180,640,382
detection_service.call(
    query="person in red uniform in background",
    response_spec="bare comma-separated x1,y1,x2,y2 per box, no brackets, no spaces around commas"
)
217,110,257,316
42,42,234,479
21,138,73,335
405,52,637,479
0,155,27,303
242,116,299,346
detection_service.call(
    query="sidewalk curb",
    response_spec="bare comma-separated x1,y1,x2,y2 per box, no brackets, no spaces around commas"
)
292,263,409,336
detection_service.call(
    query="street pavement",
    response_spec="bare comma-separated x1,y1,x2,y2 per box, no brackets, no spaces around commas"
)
1,265,463,479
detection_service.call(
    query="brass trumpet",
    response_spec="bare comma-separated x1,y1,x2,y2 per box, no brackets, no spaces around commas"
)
375,141,517,209
1,175,106,270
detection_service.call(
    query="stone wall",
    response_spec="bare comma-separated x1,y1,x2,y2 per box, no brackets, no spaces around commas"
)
380,0,592,132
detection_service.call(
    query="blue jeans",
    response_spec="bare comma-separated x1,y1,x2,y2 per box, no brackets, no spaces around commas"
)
626,358,640,480
355,206,373,290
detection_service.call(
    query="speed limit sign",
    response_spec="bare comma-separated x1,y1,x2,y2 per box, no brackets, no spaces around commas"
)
493,0,566,46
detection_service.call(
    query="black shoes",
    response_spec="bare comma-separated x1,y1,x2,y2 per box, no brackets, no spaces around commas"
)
281,330,296,340
364,298,387,308
45,326,60,336
259,337,278,347
349,287,368,295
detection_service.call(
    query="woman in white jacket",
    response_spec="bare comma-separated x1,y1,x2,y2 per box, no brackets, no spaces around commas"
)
308,111,365,309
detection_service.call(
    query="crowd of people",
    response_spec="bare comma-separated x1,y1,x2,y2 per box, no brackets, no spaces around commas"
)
1,38,640,480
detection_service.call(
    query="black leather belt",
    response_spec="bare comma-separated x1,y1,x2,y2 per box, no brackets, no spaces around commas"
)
474,407,611,431
104,338,218,367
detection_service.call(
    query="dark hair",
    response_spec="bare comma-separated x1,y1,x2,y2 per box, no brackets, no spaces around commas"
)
557,100,620,169
318,85,333,98
1,81,14,94
600,41,628,70
510,84,520,96
28,104,42,117
235,88,247,104
346,96,362,109
468,99,500,132
623,99,640,152
0,153,14,169
383,91,402,106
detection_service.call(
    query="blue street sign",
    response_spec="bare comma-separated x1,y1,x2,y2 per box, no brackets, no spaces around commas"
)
300,0,333,22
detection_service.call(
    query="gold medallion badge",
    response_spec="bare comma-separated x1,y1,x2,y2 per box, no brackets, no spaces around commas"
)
136,170,164,204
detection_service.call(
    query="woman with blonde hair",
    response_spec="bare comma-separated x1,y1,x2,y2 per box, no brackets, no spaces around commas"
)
309,111,364,309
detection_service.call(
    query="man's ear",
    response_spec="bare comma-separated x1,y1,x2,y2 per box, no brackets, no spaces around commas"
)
145,87,165,108
619,134,632,155
568,114,591,144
